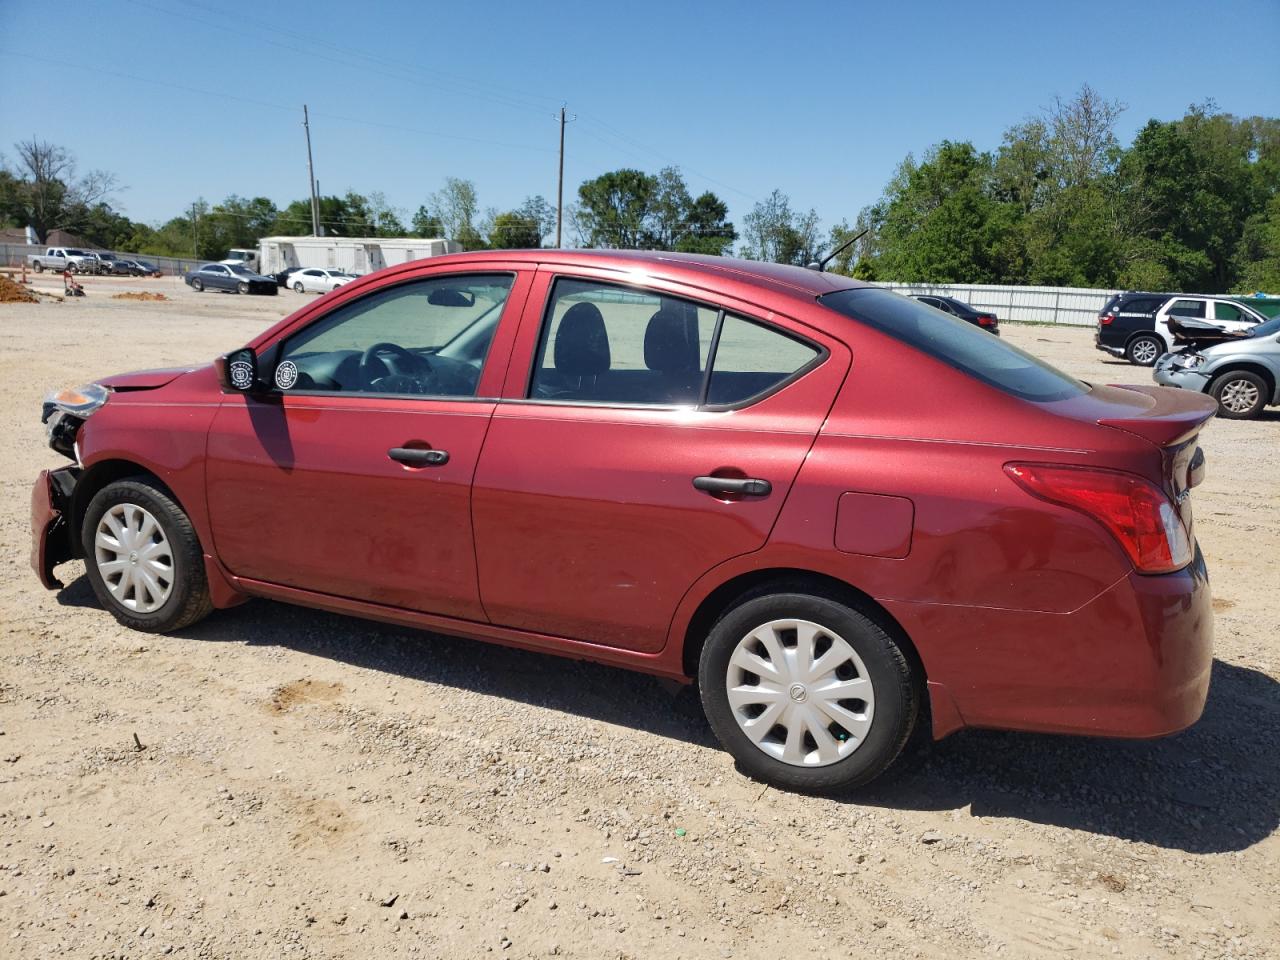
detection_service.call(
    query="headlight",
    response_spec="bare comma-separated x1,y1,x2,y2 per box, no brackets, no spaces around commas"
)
42,383,109,422
1177,354,1206,370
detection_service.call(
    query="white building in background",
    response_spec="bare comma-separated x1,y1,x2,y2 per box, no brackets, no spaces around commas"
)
251,235,462,276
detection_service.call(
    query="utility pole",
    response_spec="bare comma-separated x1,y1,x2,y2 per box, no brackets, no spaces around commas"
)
303,104,321,237
191,202,198,256
555,105,576,248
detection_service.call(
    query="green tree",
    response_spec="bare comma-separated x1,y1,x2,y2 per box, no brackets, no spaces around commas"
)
675,191,737,256
4,139,119,242
411,204,444,237
487,210,542,248
739,189,820,265
428,177,484,249
576,168,657,248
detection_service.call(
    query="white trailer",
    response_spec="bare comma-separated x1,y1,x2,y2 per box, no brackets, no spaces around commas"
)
255,236,462,276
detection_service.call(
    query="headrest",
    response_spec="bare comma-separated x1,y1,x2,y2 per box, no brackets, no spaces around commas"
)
644,308,699,373
554,302,610,376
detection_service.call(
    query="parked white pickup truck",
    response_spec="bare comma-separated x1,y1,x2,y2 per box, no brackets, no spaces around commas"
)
27,248,96,273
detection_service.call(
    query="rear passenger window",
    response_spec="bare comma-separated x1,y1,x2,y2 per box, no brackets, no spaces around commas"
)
1168,299,1206,318
528,279,821,407
706,316,820,406
1213,302,1245,322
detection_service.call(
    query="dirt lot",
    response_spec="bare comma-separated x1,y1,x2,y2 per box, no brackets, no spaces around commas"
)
1,272,1276,960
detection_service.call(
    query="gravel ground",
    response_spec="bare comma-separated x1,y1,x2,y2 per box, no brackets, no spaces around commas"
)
1,272,1277,959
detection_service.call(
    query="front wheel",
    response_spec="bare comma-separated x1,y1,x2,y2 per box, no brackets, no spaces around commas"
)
1212,370,1268,419
68,263,80,275
191,278,203,292
237,281,249,295
1126,334,1164,366
698,591,918,793
81,478,213,633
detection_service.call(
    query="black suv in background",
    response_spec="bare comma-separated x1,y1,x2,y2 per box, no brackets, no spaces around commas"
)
1095,292,1174,365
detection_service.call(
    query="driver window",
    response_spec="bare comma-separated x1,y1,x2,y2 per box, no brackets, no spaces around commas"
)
277,273,515,397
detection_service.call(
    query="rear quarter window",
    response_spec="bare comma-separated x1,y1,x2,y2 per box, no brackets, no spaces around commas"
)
819,287,1087,403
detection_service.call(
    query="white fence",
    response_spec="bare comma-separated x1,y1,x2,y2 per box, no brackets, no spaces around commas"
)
874,282,1117,327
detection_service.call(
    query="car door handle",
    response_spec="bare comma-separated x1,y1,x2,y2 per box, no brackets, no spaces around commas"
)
692,476,772,497
388,447,449,466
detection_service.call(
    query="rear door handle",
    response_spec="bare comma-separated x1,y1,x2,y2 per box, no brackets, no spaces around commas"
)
692,476,772,497
389,446,449,466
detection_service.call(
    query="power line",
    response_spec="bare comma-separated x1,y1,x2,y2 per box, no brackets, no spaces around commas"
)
125,0,563,117
0,51,555,156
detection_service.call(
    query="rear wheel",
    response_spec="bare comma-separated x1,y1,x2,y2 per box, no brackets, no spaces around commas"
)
1211,370,1268,419
1126,334,1164,366
81,478,213,633
191,278,203,292
698,591,918,793
293,281,305,293
34,262,44,273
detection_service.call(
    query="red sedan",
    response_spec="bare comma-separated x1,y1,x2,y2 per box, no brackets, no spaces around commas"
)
31,251,1217,792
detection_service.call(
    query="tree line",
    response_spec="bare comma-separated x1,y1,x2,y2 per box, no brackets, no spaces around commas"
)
2,87,1276,292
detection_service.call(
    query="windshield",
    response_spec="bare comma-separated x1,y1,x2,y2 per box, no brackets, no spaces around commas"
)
66,249,87,256
819,287,1087,403
1251,316,1280,337
228,265,254,276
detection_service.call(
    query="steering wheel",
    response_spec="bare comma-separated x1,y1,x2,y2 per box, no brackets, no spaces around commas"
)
359,342,433,392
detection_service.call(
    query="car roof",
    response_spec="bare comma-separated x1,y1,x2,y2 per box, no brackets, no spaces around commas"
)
418,249,870,301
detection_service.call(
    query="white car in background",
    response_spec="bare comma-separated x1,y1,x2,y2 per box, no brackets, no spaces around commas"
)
1154,295,1266,353
291,268,357,294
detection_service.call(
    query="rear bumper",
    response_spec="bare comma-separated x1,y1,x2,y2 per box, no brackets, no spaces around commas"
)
889,546,1214,739
30,467,80,590
1094,330,1126,356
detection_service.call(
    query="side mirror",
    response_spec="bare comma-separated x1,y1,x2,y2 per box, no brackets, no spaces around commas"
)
216,348,258,392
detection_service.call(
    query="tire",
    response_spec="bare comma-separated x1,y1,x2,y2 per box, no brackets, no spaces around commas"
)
1126,334,1164,366
34,262,44,273
68,263,80,275
191,278,203,292
237,281,249,295
698,591,919,794
1211,370,1268,420
80,478,213,634
293,281,305,293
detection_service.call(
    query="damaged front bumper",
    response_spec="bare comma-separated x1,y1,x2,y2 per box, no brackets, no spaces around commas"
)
31,466,81,589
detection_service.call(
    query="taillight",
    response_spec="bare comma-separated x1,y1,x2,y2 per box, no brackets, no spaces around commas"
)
1004,463,1192,574
978,315,995,326
1100,314,1115,325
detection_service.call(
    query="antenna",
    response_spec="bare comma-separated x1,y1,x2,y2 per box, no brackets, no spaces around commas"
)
806,227,869,272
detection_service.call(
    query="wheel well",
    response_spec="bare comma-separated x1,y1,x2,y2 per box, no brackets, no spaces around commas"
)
70,460,178,555
1125,330,1162,347
679,568,926,684
1210,363,1276,399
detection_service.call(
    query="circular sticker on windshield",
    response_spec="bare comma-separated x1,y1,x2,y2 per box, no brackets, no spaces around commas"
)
228,359,254,390
274,360,299,390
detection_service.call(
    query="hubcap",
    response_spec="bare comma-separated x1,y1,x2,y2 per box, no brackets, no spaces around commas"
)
726,619,875,767
1220,379,1260,413
1133,340,1159,364
94,503,174,614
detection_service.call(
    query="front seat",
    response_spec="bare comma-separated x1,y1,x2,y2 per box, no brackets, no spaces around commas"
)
553,302,611,399
644,305,700,403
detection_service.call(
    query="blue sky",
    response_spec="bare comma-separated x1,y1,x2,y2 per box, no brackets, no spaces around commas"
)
2,0,1277,237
